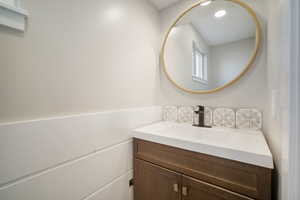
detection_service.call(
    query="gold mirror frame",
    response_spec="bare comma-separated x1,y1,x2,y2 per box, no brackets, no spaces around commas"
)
160,0,262,94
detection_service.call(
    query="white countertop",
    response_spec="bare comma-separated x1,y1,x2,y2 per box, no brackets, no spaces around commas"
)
133,121,274,169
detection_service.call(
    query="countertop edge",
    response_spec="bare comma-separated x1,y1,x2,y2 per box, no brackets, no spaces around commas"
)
133,132,274,169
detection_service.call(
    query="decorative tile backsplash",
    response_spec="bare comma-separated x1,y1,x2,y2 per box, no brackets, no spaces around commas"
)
162,105,263,130
162,106,178,122
236,108,262,130
178,106,194,124
204,107,213,126
213,108,236,128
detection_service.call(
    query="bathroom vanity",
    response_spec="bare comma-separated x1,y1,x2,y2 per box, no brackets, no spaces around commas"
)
133,0,273,198
133,122,273,200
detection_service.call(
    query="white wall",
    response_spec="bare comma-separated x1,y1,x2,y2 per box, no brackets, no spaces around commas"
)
289,1,300,199
266,0,291,199
0,0,162,199
165,23,212,90
211,38,255,88
158,0,269,129
0,0,161,123
0,107,162,200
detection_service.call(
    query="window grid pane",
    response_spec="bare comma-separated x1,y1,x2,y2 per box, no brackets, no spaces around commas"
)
195,54,199,77
192,42,208,84
203,55,208,81
198,52,203,79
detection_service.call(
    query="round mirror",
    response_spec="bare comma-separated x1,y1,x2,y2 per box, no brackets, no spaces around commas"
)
161,0,261,94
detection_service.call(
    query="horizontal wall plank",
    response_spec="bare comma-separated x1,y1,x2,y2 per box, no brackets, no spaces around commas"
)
84,171,133,200
0,141,133,200
0,106,161,186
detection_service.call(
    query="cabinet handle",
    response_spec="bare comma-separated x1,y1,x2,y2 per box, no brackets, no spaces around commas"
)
173,184,179,192
182,186,188,196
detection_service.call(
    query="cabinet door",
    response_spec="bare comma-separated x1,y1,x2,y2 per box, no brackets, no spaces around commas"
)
181,175,254,200
134,159,181,200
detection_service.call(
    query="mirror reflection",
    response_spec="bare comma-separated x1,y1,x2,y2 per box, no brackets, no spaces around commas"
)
164,0,258,92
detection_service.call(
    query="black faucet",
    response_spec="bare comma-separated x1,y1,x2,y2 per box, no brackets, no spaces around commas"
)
193,105,212,128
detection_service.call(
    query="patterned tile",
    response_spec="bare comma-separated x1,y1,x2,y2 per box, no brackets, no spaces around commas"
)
236,109,262,130
162,106,178,122
213,108,235,128
205,107,213,126
178,106,194,123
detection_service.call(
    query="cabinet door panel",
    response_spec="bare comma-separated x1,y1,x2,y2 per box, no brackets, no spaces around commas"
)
182,175,254,200
134,159,181,200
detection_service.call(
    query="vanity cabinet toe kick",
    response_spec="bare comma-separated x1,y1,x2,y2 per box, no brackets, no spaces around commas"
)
133,139,272,200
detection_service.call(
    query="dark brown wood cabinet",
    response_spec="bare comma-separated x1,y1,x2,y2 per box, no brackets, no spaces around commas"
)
181,175,254,200
135,159,181,200
134,139,272,200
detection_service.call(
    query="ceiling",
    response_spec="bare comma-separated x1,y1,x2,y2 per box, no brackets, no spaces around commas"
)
176,1,256,45
148,0,182,10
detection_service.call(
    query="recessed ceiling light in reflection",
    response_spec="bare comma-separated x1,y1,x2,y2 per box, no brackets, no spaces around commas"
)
200,0,212,6
214,10,227,18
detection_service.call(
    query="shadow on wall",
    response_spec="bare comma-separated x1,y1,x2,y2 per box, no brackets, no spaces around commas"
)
0,26,25,38
272,165,279,200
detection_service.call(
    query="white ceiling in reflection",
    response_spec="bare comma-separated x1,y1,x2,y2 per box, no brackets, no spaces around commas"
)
176,1,256,46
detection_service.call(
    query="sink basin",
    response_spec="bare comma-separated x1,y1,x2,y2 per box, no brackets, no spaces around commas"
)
133,121,274,169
